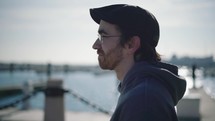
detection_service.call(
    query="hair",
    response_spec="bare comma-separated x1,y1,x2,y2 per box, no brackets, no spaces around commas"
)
117,26,161,62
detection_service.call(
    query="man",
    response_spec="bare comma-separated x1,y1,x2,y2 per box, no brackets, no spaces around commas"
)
89,4,186,121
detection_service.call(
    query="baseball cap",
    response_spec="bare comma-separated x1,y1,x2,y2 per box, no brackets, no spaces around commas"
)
89,4,160,47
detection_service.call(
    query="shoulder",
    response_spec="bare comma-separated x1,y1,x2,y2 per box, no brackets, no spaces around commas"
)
119,78,172,110
116,78,176,121
127,77,171,101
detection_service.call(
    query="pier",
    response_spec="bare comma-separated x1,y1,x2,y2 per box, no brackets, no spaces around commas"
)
197,88,215,121
0,109,110,121
177,88,215,121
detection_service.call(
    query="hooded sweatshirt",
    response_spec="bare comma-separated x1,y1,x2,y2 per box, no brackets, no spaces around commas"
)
110,61,186,121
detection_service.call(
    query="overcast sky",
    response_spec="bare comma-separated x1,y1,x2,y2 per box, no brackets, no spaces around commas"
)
0,0,214,65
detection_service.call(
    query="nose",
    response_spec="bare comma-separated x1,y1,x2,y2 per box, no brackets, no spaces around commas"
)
92,39,101,50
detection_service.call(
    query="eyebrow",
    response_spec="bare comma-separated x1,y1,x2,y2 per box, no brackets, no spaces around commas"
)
98,29,108,35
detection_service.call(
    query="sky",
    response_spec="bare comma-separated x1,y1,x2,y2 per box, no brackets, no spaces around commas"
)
0,0,214,65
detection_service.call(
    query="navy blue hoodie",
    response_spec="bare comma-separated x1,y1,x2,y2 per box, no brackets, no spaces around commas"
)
110,61,186,121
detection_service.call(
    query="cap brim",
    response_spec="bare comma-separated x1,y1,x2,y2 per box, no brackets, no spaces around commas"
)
90,8,116,25
90,8,102,24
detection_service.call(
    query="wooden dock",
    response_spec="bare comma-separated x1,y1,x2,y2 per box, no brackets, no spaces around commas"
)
0,88,215,121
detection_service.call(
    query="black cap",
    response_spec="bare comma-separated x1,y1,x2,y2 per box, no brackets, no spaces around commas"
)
90,4,160,47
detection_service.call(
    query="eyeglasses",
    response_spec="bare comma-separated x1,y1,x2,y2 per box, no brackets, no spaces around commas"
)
98,34,121,43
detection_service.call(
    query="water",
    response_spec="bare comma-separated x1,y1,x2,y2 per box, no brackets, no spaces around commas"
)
0,67,215,112
0,70,119,112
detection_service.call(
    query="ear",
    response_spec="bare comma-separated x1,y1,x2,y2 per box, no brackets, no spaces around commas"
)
125,36,141,54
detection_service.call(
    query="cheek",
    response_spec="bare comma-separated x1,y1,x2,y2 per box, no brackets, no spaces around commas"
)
102,42,118,53
101,44,109,54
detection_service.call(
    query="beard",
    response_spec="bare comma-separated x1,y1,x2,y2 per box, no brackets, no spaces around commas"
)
98,44,123,70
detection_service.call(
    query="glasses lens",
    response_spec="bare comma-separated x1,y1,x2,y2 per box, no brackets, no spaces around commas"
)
98,34,102,41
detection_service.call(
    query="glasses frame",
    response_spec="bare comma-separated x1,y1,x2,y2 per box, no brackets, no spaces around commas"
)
98,34,121,43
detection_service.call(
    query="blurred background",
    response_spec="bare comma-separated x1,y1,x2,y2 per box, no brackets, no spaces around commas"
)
0,0,215,120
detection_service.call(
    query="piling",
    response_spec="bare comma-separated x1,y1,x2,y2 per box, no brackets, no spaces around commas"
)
44,79,65,121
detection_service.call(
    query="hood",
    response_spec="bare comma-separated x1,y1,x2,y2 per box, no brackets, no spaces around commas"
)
119,61,187,105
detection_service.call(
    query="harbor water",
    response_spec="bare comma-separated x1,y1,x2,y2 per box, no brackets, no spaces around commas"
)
0,66,214,113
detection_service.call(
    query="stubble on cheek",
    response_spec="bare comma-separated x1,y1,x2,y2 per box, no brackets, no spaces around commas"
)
98,45,123,70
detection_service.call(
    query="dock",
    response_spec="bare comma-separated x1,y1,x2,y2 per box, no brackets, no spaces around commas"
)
0,109,111,121
0,88,215,121
198,88,215,121
177,88,215,121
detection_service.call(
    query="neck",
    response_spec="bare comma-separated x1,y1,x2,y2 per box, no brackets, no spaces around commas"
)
114,59,134,81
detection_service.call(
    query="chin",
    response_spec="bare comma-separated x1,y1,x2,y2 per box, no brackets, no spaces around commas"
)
99,63,108,70
99,62,113,70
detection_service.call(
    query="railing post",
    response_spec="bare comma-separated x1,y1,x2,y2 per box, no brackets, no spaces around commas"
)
44,79,65,121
